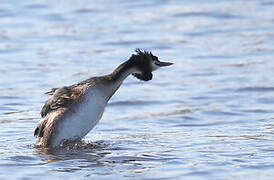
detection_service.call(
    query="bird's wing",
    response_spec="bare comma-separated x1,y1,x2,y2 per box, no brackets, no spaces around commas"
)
34,118,48,137
40,84,88,118
45,88,59,95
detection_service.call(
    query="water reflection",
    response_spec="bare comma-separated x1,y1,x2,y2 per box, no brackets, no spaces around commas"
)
34,141,110,172
33,140,177,174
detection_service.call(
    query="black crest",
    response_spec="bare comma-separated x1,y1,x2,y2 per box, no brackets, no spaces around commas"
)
131,49,155,81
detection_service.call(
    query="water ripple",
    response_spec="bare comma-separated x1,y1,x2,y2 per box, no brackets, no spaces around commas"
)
236,87,274,93
108,100,163,106
174,11,243,19
103,40,150,46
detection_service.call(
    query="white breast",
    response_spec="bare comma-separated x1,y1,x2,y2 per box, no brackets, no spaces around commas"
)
52,88,107,146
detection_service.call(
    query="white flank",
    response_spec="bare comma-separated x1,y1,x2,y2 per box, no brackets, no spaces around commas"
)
51,88,107,147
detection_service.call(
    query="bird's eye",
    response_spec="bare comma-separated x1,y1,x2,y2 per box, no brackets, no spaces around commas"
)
152,56,158,62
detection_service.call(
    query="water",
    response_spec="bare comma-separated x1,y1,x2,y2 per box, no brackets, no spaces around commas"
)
1,0,274,179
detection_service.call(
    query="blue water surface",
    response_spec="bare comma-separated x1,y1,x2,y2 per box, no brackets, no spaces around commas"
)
0,0,274,179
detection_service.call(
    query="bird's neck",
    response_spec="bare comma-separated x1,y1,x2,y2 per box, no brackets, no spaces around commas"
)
111,60,137,81
102,60,139,101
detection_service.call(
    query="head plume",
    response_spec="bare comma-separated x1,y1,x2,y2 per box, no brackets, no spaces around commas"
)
130,49,154,81
129,49,173,81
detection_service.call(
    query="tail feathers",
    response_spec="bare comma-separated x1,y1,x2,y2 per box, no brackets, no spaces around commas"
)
34,120,47,137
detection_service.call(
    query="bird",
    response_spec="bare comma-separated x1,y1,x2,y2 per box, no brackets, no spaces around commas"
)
34,49,173,148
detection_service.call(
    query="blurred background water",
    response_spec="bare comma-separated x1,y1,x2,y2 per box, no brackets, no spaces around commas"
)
1,0,274,179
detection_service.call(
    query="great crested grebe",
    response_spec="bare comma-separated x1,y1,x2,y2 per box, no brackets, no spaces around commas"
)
34,49,173,148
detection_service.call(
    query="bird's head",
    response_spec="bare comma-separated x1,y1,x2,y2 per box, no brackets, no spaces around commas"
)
130,49,173,81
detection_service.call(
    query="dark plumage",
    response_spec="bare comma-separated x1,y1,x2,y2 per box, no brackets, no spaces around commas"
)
131,49,155,81
34,83,89,138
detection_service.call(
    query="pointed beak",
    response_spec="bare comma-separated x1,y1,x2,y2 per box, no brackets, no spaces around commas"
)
155,60,173,67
